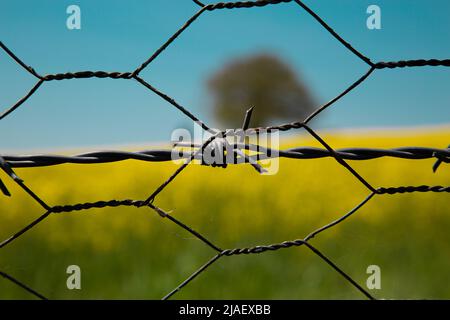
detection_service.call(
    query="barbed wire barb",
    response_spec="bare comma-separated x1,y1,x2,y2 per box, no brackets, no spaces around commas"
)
432,144,450,172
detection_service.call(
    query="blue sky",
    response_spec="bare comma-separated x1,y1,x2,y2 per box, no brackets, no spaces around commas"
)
1,0,449,150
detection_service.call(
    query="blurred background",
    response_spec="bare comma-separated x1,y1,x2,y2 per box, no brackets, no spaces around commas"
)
0,0,449,299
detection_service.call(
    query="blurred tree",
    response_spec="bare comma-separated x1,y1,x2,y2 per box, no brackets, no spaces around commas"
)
208,53,315,127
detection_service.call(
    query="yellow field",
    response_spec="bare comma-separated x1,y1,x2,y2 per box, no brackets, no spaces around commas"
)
0,128,449,299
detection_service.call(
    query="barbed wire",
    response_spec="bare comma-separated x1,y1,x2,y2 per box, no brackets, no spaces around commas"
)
0,0,448,300
1,145,449,168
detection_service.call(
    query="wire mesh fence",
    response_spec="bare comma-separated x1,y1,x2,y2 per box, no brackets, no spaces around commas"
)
0,0,449,300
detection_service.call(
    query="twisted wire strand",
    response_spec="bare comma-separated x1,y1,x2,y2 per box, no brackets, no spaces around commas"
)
0,0,449,300
2,146,448,168
375,59,450,69
205,0,292,10
42,71,133,81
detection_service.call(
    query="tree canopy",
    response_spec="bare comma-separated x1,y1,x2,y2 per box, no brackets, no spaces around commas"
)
208,53,315,127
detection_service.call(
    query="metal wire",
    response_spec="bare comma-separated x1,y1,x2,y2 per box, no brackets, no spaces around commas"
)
0,0,449,300
2,146,449,168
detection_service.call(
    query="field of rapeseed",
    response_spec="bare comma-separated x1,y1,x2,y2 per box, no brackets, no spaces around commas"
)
0,128,449,299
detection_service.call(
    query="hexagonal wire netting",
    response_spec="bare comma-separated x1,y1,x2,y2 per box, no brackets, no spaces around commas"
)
0,0,449,300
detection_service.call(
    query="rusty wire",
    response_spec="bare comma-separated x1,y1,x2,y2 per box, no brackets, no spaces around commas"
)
0,0,449,300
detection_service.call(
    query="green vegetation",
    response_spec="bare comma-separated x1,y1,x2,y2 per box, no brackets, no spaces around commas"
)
0,130,449,299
